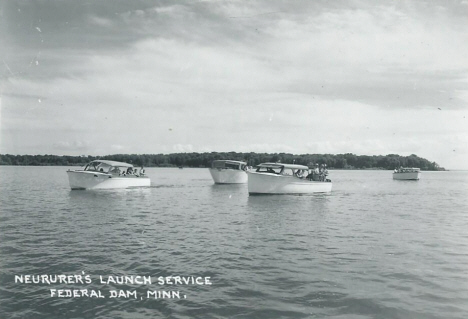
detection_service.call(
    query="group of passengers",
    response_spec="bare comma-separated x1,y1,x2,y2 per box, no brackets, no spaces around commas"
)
295,163,328,181
109,166,145,177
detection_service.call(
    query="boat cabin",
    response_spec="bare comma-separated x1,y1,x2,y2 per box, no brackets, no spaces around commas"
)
211,160,247,171
394,167,420,173
255,163,309,176
84,160,136,175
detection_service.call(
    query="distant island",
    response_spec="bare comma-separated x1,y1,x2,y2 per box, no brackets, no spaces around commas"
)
0,153,444,171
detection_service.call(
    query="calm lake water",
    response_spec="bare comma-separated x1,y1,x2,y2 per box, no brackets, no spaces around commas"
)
1,167,467,319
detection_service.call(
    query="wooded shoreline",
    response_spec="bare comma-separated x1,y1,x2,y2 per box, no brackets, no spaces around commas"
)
0,153,444,171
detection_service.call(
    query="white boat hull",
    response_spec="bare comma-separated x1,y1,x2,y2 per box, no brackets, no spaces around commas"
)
209,168,247,184
393,172,421,180
67,171,151,190
247,171,332,194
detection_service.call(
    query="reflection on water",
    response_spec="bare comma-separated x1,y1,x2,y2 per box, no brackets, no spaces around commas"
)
68,187,153,202
209,183,246,197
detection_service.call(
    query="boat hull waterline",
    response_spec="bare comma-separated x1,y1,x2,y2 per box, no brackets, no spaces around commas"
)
393,172,421,180
67,171,150,190
209,168,248,184
247,172,332,195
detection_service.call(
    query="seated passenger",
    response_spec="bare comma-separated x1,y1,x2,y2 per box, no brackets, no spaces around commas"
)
295,169,304,178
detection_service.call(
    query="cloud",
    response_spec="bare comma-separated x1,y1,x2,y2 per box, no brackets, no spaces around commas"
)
1,0,467,168
88,15,114,27
53,140,90,151
111,144,125,151
4,1,467,109
172,144,193,152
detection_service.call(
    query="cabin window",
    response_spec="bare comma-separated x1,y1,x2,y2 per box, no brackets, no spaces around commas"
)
96,163,111,173
212,161,244,170
256,166,282,174
212,162,226,169
84,163,98,171
110,167,121,175
85,162,111,173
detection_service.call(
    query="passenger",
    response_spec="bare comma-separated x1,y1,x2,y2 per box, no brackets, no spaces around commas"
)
319,164,328,181
323,164,328,181
313,163,320,181
126,167,133,175
295,169,304,178
140,167,145,176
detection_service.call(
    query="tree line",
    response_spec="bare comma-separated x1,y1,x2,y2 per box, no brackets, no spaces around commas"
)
0,153,444,170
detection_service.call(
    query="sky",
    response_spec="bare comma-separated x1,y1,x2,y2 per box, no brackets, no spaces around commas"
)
1,0,467,169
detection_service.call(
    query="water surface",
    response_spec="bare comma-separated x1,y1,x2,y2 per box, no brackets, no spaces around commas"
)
1,167,467,318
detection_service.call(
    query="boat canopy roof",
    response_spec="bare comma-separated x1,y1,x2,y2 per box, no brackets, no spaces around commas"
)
257,163,309,170
212,160,246,165
89,160,134,168
212,160,246,168
396,167,420,172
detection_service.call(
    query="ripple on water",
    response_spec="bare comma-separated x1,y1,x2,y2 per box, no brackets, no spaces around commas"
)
1,168,468,319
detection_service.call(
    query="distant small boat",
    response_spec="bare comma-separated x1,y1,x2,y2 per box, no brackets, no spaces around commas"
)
209,160,248,184
393,167,421,180
67,160,150,190
247,163,332,195
179,166,183,169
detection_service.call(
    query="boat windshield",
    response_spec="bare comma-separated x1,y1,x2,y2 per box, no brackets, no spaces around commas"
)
84,162,112,173
225,162,241,170
256,166,282,174
211,160,245,169
212,161,245,170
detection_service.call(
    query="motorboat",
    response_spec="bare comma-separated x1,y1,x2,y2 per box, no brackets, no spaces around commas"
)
393,167,421,180
209,160,248,184
247,163,332,195
67,160,151,190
